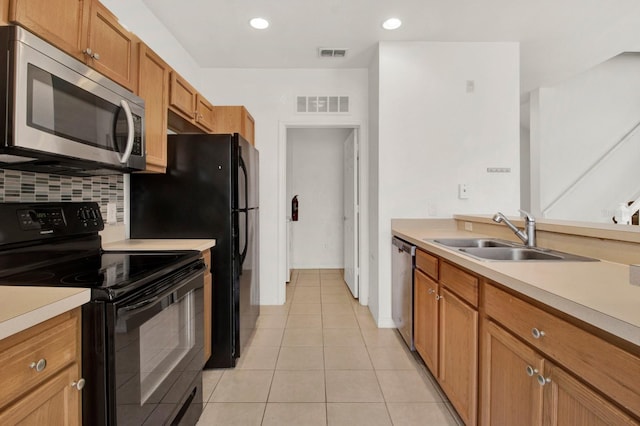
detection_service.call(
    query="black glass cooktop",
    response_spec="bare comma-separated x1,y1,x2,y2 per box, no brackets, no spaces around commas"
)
0,249,202,301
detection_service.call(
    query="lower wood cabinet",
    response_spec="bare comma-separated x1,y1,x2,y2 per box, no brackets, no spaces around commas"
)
480,319,544,425
413,249,479,426
414,268,439,374
542,361,638,425
0,308,83,424
412,246,640,426
482,282,640,425
481,319,638,425
439,287,478,426
201,249,212,363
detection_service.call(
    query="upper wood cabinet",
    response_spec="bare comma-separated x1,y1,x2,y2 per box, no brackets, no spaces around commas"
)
195,94,214,132
168,71,214,133
136,42,169,173
1,0,11,24
85,0,137,91
9,0,137,91
211,106,256,145
9,0,89,59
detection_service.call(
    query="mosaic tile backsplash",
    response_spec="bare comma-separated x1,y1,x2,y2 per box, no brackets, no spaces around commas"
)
0,169,125,223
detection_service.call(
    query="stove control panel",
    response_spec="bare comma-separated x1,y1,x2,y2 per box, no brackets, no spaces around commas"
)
18,208,66,230
14,203,104,234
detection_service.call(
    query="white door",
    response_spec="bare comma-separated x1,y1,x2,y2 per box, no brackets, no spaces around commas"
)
343,130,359,297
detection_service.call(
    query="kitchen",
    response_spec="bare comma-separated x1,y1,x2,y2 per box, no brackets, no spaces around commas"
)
0,0,639,425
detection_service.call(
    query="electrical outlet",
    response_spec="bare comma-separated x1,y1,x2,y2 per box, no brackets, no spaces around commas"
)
465,222,473,231
106,202,117,224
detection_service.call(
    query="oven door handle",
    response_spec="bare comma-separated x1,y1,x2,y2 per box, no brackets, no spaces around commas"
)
117,266,204,320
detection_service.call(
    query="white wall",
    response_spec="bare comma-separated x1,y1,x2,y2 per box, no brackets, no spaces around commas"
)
520,2,640,93
530,53,640,222
372,42,521,327
196,68,369,305
287,128,352,268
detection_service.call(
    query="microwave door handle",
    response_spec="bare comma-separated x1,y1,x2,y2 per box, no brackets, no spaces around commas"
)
117,99,135,164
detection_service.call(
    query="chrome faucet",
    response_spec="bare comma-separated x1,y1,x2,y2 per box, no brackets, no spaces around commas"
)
492,210,536,248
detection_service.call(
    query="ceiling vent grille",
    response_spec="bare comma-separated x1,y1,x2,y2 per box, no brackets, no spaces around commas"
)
296,96,350,113
318,48,348,58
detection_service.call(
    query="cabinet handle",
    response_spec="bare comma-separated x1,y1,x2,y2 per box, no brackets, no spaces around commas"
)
428,288,434,295
435,295,443,301
82,48,100,60
71,378,86,390
29,359,47,372
536,374,551,386
525,365,538,377
531,328,546,339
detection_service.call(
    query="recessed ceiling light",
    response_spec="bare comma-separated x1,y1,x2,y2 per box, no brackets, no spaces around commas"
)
249,17,269,30
382,18,402,30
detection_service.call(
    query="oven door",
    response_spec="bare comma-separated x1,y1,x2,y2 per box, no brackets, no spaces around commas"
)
86,265,206,426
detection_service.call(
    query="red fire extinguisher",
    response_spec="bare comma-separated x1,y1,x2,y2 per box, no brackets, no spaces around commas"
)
292,195,299,221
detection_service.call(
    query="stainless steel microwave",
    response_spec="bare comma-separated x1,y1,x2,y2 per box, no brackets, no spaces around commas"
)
0,25,145,175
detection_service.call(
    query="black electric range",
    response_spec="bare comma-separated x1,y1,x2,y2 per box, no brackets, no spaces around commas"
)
0,202,206,425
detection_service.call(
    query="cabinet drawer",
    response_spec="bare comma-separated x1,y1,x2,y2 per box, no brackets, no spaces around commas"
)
440,261,478,307
416,249,438,280
0,310,79,407
484,283,640,418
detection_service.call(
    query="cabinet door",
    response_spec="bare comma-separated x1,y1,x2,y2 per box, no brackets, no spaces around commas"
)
480,320,544,426
414,268,438,375
0,364,81,425
86,0,137,91
9,0,89,61
195,94,214,132
137,43,169,173
169,71,197,123
439,287,478,426
542,362,638,426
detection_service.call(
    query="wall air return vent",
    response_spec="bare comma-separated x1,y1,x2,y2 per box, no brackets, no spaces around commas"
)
296,96,350,113
318,48,348,58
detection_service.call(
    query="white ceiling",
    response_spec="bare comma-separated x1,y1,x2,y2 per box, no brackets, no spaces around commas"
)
141,0,639,70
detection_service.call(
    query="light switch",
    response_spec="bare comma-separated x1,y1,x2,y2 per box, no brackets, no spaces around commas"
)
458,184,470,199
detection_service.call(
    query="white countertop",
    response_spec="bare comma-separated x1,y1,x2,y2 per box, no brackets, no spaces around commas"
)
0,287,90,340
392,220,640,347
103,239,216,252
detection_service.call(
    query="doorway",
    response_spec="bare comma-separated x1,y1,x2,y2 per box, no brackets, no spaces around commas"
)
285,126,360,298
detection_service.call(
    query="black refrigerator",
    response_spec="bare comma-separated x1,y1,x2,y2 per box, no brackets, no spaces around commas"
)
129,133,259,368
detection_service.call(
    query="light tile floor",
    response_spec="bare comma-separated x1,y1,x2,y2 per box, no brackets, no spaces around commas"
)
198,269,462,426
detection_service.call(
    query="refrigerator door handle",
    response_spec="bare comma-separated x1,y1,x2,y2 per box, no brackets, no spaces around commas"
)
239,155,249,267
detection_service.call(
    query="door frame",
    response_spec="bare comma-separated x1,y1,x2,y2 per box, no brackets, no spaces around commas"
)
278,121,369,306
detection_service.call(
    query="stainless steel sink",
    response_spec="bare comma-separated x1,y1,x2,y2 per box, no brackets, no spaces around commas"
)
426,238,598,262
430,238,515,248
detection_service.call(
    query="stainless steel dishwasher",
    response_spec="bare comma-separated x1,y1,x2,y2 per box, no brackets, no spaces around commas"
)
392,236,416,350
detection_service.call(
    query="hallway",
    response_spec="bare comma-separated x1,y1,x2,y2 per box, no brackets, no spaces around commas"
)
198,269,461,425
